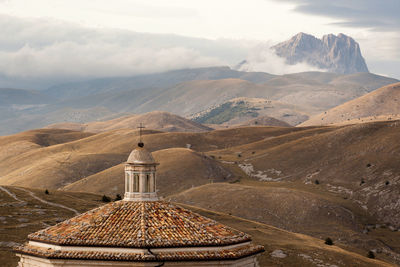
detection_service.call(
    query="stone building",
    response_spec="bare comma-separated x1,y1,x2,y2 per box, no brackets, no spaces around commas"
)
15,141,264,266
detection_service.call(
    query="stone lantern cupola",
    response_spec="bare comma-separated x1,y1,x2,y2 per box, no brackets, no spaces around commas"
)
124,141,159,201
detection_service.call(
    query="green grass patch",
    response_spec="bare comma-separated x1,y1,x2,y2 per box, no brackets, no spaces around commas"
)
193,101,259,124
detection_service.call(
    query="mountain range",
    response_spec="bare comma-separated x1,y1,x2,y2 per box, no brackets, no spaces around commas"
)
0,67,397,135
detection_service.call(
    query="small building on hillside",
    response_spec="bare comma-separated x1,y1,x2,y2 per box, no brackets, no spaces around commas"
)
15,140,264,266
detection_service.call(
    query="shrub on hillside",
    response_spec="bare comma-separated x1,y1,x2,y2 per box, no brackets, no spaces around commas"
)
115,194,122,201
367,251,375,259
324,237,333,245
102,195,111,202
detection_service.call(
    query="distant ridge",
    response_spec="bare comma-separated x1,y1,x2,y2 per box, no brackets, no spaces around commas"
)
0,67,397,135
46,111,212,133
272,32,369,74
0,88,54,105
44,66,276,99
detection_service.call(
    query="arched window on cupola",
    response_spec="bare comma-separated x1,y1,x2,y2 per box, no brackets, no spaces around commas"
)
152,173,156,192
145,174,150,192
125,172,130,192
133,174,139,192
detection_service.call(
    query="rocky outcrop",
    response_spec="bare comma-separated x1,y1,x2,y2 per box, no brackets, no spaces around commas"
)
272,32,369,74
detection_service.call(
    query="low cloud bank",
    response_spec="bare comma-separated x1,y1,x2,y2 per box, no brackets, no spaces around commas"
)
0,15,325,88
235,42,325,74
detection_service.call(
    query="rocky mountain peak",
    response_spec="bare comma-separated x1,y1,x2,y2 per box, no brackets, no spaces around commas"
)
289,32,322,53
272,33,369,74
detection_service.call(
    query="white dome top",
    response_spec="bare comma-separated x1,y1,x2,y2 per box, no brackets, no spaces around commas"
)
127,143,156,164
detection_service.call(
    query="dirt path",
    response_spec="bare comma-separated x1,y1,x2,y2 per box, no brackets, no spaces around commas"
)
16,187,79,215
0,186,24,203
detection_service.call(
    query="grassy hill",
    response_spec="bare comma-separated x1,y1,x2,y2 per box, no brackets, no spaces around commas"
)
205,121,400,230
170,183,400,265
301,82,400,126
0,126,295,190
0,186,102,267
192,97,313,126
63,147,233,197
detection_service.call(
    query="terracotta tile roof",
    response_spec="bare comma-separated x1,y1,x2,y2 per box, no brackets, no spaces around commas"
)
15,243,264,262
28,201,252,248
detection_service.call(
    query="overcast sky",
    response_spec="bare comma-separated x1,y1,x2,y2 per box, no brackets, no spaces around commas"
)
0,0,399,88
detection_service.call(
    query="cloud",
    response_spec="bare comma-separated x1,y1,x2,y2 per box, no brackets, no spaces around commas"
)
0,14,331,88
0,42,223,78
276,0,400,31
236,42,325,74
0,15,239,83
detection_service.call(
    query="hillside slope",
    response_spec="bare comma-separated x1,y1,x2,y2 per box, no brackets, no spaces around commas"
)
0,126,295,191
192,97,314,126
208,121,400,229
235,115,292,127
63,148,233,196
301,82,400,126
171,183,400,265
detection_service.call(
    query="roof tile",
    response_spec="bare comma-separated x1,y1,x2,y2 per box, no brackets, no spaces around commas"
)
28,201,251,248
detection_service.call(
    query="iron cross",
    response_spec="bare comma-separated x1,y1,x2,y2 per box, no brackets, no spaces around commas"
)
138,123,145,143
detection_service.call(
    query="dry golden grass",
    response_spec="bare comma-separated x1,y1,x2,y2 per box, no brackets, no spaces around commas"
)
63,148,233,197
0,186,102,267
0,126,294,190
301,82,400,126
182,203,396,267
209,121,400,227
170,182,400,265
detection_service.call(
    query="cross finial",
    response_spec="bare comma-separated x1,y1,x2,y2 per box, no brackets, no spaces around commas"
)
138,123,145,147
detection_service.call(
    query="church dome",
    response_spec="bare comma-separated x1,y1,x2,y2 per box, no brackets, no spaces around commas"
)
127,143,156,164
